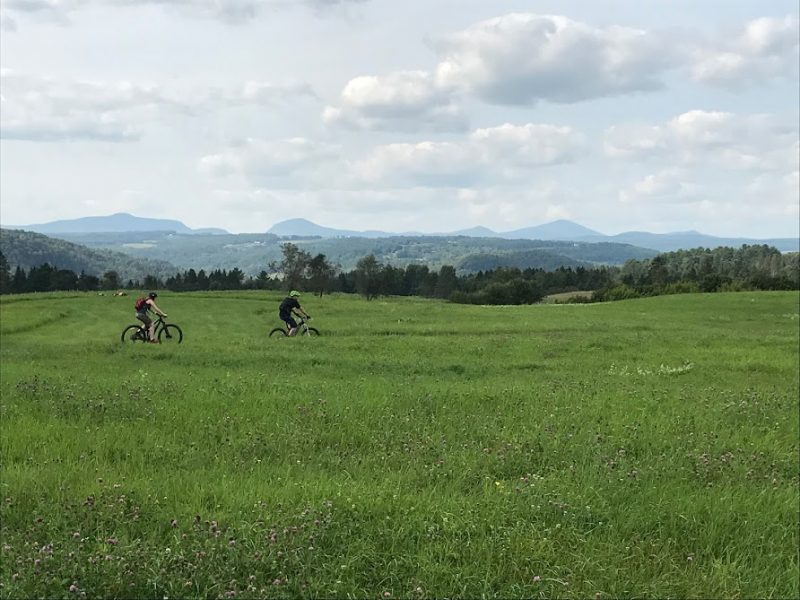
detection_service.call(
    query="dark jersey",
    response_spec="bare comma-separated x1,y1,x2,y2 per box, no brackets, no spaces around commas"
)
279,297,300,318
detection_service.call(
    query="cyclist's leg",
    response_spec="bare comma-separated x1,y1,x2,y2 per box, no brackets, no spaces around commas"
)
285,316,298,337
137,313,155,341
136,312,152,339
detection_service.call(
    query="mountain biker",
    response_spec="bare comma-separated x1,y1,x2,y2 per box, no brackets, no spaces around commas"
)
279,290,310,337
135,292,167,343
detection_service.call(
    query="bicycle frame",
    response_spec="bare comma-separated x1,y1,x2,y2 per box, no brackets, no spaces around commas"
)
286,315,309,331
138,316,166,338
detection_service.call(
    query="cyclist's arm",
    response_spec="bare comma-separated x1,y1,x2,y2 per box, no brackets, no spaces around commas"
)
147,300,167,317
293,306,310,319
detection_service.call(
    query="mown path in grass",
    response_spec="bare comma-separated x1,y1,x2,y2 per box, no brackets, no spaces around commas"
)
1,291,798,599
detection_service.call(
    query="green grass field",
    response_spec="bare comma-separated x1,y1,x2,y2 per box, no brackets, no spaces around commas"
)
1,290,798,599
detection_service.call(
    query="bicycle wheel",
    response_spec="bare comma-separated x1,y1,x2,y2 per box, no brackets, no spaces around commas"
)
304,327,320,336
121,325,146,343
158,324,183,344
269,328,287,337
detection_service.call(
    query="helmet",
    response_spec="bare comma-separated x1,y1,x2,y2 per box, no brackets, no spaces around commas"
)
289,290,300,297
148,292,158,299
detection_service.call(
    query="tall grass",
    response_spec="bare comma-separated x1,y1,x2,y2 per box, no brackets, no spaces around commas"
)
1,291,798,598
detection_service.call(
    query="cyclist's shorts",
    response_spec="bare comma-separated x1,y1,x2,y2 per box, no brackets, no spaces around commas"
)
281,316,298,329
136,312,152,325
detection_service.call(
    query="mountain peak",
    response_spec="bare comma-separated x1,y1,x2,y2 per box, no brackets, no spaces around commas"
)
265,218,607,240
452,226,497,237
502,220,605,240
8,213,227,235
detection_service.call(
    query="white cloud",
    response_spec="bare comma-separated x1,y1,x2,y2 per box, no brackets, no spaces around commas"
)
745,169,800,217
0,70,317,142
238,81,317,104
198,122,585,192
0,70,164,141
323,14,683,131
0,9,17,30
690,16,799,87
469,123,585,167
198,137,341,184
433,13,675,105
453,182,580,230
618,169,701,204
353,122,585,186
323,13,799,133
1,0,367,24
354,141,476,186
604,109,798,172
614,151,798,233
323,70,467,132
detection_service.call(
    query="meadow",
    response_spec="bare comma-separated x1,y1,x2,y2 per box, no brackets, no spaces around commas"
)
0,290,798,599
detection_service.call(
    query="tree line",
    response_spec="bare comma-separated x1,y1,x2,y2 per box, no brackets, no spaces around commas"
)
591,245,799,302
2,244,797,303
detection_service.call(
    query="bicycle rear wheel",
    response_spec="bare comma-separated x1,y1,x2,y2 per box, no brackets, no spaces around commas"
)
121,325,146,343
269,328,287,337
158,324,183,344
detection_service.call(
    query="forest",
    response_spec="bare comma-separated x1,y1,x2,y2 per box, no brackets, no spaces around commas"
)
1,243,797,304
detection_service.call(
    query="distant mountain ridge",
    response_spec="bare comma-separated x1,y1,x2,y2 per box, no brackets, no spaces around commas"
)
268,218,799,252
5,214,798,253
576,231,799,253
5,213,228,235
267,218,603,240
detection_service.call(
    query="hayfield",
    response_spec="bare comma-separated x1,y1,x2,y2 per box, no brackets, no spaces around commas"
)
1,290,798,599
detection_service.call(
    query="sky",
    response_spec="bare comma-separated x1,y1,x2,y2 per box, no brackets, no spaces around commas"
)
0,0,798,237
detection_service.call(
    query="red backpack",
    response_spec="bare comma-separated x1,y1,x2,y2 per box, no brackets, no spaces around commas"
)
134,297,148,311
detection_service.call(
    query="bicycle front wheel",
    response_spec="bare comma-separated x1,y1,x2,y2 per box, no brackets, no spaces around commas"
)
269,328,287,337
303,327,320,336
121,325,146,343
158,324,183,344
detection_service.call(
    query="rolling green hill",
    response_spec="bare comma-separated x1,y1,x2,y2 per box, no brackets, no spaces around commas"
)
458,250,588,271
51,231,659,274
0,229,178,282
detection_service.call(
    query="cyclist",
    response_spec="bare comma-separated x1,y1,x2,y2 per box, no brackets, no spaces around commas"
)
279,290,310,337
134,291,167,343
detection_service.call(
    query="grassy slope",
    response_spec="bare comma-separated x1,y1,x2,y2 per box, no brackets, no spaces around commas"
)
0,229,177,280
0,291,798,598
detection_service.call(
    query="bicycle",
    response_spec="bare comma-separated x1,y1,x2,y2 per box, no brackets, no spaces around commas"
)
269,315,319,337
121,315,183,344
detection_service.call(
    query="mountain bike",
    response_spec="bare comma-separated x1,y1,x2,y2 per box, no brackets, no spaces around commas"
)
121,315,183,344
269,315,319,337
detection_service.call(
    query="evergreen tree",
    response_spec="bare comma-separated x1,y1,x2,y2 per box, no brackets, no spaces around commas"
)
27,263,55,292
227,268,245,289
0,251,10,294
101,270,121,290
185,269,198,290
11,266,27,294
143,274,160,290
78,271,99,291
52,268,78,291
402,264,429,296
197,270,209,290
434,265,458,299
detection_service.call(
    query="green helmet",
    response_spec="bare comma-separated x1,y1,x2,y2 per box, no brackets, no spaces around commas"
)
289,290,301,297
